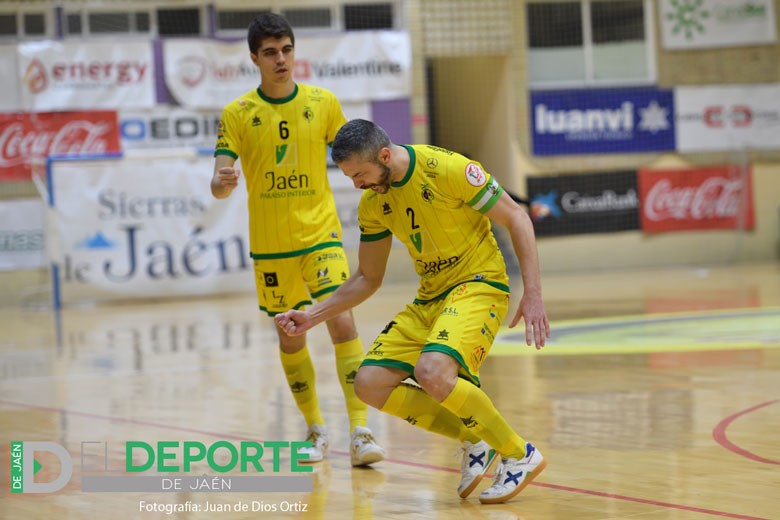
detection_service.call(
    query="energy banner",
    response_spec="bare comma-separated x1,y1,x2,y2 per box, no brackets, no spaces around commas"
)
17,40,155,111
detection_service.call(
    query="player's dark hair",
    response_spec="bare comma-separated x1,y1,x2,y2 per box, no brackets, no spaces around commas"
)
247,13,295,54
331,119,392,164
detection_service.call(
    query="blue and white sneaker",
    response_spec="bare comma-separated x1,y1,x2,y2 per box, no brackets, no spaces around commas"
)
478,443,546,504
458,440,497,498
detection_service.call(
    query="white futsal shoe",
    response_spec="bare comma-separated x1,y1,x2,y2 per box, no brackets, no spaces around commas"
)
478,443,547,504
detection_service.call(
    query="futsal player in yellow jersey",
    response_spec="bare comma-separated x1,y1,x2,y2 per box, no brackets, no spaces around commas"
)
276,119,551,504
211,14,384,466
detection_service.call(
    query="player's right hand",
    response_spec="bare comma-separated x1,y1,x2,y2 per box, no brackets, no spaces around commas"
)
275,310,315,336
217,166,240,189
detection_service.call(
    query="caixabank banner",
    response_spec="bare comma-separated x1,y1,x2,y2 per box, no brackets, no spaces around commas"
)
530,88,675,156
526,171,640,236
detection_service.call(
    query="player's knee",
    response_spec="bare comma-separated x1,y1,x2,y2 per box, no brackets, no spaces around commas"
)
354,368,386,409
325,311,358,343
353,369,374,405
414,360,456,401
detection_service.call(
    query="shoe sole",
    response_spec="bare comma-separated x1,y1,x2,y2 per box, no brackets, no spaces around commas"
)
478,458,547,504
458,449,497,499
351,450,385,467
297,448,329,464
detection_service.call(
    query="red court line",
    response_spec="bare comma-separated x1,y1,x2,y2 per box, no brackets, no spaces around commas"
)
712,399,780,465
1,398,771,520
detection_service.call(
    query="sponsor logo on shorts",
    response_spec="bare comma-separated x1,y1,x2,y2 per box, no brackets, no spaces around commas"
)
264,272,279,287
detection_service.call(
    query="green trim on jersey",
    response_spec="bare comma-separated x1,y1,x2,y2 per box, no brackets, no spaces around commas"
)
215,149,238,160
257,84,298,104
422,343,481,386
259,298,311,316
393,145,416,188
412,279,510,305
310,285,338,300
360,357,416,375
250,241,343,260
360,230,392,242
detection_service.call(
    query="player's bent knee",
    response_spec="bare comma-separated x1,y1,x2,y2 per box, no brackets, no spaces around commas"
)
354,367,390,409
414,363,457,402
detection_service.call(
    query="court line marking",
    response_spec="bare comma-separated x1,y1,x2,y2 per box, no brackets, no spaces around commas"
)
712,399,780,465
0,398,770,520
493,306,780,356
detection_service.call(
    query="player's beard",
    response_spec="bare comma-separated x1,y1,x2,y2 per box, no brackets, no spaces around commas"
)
364,161,392,193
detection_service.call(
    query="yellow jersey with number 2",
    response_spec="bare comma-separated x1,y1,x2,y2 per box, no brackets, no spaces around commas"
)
358,144,510,303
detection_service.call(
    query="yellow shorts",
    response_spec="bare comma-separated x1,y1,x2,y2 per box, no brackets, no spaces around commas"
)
253,246,351,316
362,282,510,387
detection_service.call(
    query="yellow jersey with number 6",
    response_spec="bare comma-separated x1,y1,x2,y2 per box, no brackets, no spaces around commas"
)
215,84,347,259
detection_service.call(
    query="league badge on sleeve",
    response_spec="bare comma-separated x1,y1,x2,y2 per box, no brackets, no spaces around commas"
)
465,163,487,187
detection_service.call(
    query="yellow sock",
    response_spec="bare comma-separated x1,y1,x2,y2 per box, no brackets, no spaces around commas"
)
380,383,479,442
279,346,324,427
440,378,526,458
334,338,368,431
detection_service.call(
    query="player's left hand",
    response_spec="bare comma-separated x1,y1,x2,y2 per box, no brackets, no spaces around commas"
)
274,309,314,336
508,293,550,349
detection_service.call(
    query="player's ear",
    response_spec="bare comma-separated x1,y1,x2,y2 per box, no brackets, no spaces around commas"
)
378,147,391,164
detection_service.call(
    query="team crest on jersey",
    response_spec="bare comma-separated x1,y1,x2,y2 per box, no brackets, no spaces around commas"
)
302,106,314,122
465,163,487,187
420,183,434,203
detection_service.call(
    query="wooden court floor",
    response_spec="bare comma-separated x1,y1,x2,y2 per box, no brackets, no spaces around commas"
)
1,261,779,519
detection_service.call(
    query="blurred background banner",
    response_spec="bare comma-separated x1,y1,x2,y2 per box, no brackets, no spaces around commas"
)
526,171,639,237
659,0,777,50
17,40,156,111
163,31,410,109
637,165,755,234
530,87,676,156
0,111,121,181
45,152,252,307
0,198,44,271
675,84,780,152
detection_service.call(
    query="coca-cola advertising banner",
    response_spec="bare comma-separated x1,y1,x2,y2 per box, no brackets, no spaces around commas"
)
638,166,755,233
163,31,411,109
46,152,253,307
676,84,780,152
526,171,640,236
0,111,121,181
17,40,155,111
